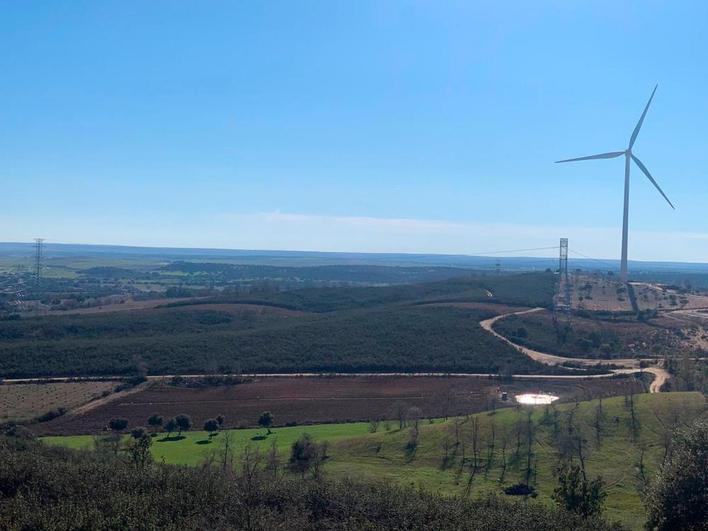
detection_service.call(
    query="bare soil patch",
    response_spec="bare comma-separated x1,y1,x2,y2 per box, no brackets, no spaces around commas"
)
0,381,117,422
37,375,647,435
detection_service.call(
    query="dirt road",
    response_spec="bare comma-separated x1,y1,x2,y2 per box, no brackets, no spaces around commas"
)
480,308,670,393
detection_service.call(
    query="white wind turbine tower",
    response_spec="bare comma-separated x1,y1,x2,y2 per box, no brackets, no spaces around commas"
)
556,85,674,281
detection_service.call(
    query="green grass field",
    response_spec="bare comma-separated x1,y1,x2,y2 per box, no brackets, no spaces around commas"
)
42,392,706,529
43,421,372,466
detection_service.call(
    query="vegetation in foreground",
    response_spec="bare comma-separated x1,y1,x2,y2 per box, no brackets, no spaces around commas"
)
1,434,622,530
41,392,706,529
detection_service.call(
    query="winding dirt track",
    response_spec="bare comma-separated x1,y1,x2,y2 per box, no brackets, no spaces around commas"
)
480,308,670,393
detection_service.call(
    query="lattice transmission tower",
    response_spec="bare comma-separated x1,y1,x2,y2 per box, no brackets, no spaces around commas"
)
34,238,44,285
558,238,571,311
559,238,569,279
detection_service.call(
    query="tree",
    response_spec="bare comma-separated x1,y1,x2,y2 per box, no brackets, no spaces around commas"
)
218,431,234,471
130,426,147,439
126,433,152,467
289,433,325,478
147,414,163,430
216,414,225,427
175,414,192,436
644,419,707,531
164,417,178,438
592,398,605,446
108,418,128,433
258,411,274,434
406,406,423,431
553,464,606,518
204,418,220,436
394,402,408,430
266,439,280,478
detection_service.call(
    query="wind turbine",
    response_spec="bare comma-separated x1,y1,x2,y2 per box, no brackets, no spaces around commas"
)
556,85,674,281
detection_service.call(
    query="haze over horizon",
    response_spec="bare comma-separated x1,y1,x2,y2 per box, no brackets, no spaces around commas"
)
3,2,708,262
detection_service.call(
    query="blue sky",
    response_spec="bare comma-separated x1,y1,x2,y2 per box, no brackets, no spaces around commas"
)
2,1,708,261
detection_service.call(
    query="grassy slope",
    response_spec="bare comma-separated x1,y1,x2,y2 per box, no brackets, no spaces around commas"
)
43,392,706,529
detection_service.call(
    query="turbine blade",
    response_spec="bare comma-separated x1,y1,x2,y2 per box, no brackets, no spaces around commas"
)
629,84,658,149
555,151,625,163
631,154,675,209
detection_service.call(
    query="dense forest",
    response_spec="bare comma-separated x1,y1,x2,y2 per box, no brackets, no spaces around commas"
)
0,436,623,530
0,273,559,378
0,306,568,378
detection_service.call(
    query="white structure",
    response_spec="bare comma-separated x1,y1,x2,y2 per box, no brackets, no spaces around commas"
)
556,85,674,281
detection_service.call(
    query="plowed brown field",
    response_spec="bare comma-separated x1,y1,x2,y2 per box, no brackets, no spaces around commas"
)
38,375,647,435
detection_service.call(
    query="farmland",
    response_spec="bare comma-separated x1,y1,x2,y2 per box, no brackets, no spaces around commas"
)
42,392,707,529
0,381,117,422
36,374,649,435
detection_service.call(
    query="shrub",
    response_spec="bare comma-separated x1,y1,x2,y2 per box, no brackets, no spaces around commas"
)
130,427,147,439
504,483,536,496
35,407,67,423
108,418,129,432
644,419,708,531
553,464,606,518
147,414,163,429
289,434,325,477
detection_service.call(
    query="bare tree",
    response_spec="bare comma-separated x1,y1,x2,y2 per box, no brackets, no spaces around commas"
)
406,406,423,431
453,416,464,447
218,430,235,471
441,436,453,468
394,402,408,430
438,388,455,420
485,417,496,477
266,439,280,479
469,417,481,475
627,392,640,442
635,442,648,489
241,443,262,485
498,424,509,483
513,409,524,463
523,410,535,485
593,397,606,447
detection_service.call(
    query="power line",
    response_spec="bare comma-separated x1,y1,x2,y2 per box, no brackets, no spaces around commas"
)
568,248,619,270
466,246,559,257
